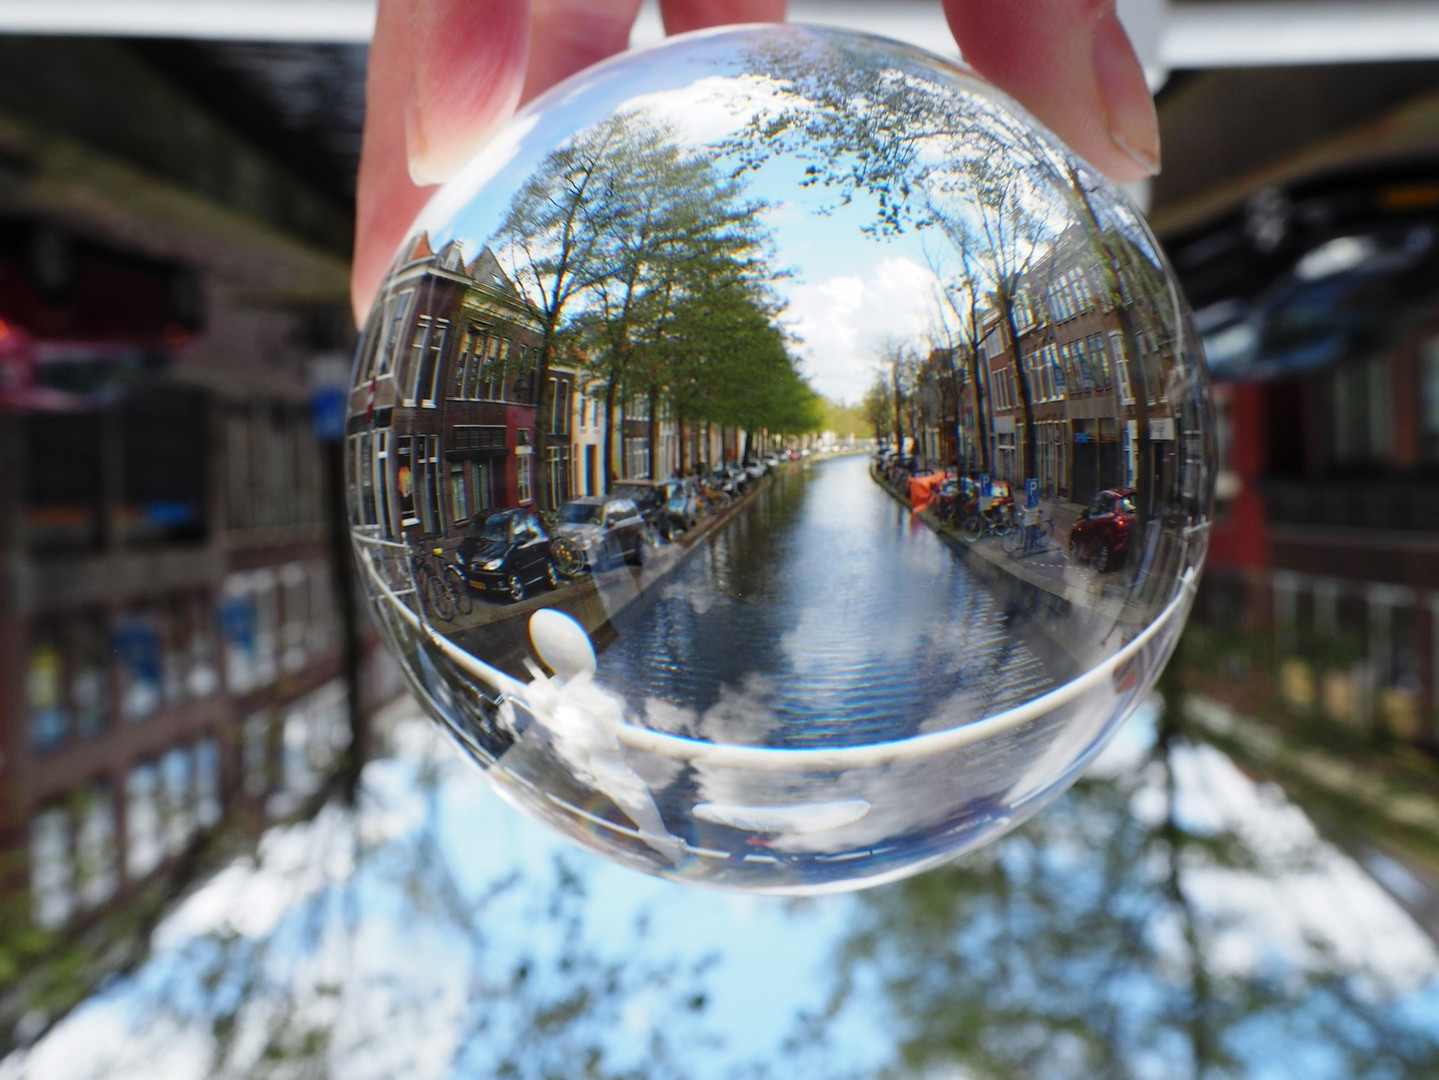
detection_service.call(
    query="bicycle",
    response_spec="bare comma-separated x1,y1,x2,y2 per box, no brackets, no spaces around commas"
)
961,503,1015,544
411,545,470,620
539,512,588,579
1001,512,1057,557
698,480,732,511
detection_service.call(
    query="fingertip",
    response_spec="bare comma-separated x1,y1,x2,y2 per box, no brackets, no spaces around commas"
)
521,0,643,104
942,0,1158,183
407,0,529,185
658,0,786,35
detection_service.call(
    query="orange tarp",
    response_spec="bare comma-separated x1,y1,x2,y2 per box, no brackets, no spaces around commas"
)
908,472,947,511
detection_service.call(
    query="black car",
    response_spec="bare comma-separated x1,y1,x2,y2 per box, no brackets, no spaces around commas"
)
457,508,558,602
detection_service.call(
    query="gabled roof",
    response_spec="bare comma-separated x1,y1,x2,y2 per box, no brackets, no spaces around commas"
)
466,246,516,294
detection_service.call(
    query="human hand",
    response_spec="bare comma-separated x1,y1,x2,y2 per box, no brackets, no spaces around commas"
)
353,0,1159,322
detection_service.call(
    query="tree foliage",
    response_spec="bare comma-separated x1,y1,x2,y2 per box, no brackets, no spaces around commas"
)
496,112,820,493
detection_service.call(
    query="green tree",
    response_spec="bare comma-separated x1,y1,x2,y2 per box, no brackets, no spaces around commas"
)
498,114,777,497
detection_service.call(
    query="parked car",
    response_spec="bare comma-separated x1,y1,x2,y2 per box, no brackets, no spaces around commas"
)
660,477,703,535
722,464,750,492
553,496,646,569
611,480,669,535
457,508,558,602
1067,487,1137,572
708,464,743,496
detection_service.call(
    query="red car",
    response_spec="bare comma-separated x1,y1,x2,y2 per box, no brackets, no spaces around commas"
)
1067,487,1136,572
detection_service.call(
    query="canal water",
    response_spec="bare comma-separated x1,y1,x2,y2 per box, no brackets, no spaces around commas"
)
600,454,1058,748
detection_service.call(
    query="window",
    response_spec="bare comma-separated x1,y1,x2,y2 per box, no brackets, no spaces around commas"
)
453,326,478,399
449,464,468,522
75,783,118,909
280,564,309,675
160,746,194,856
350,432,376,525
416,436,441,533
549,375,572,436
1330,355,1392,465
125,763,163,879
30,807,73,929
516,453,533,505
477,336,505,400
547,445,569,504
405,315,447,406
468,460,494,515
1046,344,1066,398
219,572,278,694
1422,338,1439,461
373,430,392,537
160,601,188,708
186,593,219,699
308,565,335,658
624,437,651,479
252,572,279,689
220,577,258,695
243,711,271,797
73,614,109,738
1111,332,1133,404
281,697,321,799
1088,334,1112,387
27,629,68,750
395,435,417,529
114,610,163,721
195,736,222,829
368,288,413,380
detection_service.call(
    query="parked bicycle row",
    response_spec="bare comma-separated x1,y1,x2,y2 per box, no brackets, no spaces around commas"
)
871,450,1137,573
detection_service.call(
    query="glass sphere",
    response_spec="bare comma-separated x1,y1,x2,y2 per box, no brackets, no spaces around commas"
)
348,24,1212,893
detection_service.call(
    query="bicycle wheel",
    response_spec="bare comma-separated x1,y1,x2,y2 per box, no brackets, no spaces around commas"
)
552,538,584,578
961,514,984,543
1001,526,1022,555
423,570,456,621
444,564,473,615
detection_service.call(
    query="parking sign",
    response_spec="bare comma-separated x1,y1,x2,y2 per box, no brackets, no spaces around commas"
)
1026,478,1038,509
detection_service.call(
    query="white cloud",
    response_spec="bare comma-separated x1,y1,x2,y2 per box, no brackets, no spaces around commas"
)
616,73,793,146
783,256,942,403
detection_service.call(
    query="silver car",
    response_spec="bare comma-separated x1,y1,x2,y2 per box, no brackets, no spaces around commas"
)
552,496,646,570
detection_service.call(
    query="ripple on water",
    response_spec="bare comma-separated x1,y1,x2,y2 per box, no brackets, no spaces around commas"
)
597,456,1056,749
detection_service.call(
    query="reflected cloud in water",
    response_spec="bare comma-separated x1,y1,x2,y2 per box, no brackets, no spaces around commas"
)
6,700,1437,1079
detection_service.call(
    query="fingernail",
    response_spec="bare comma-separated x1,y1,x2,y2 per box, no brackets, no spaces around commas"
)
1093,8,1161,176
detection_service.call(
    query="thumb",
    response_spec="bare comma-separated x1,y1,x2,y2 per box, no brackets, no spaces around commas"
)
942,0,1160,182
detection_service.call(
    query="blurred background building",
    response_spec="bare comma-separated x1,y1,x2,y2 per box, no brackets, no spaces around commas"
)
0,21,404,1016
1,0,1439,1058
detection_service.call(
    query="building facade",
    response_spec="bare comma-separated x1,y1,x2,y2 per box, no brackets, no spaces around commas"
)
1,222,400,940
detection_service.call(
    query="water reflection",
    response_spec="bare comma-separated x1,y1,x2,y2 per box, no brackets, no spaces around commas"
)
6,697,1435,1079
